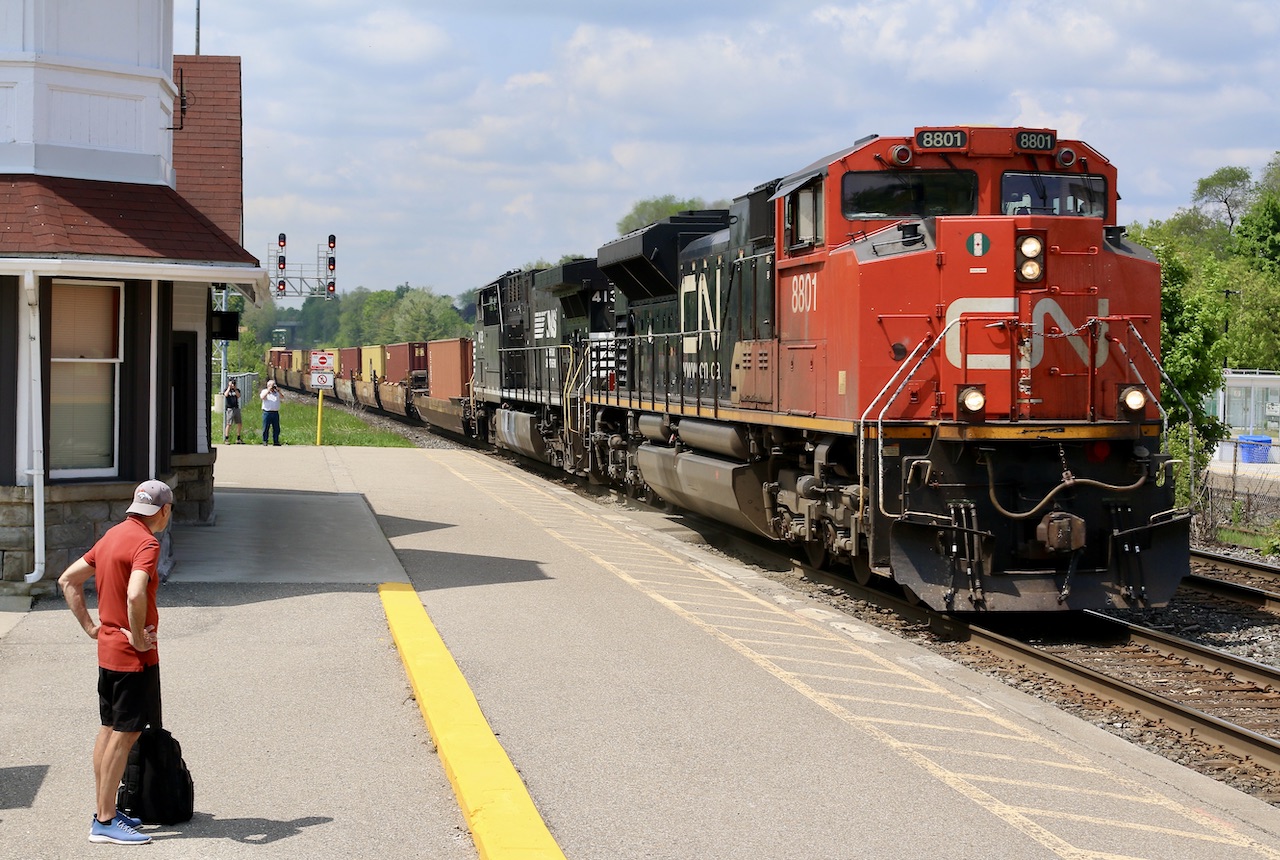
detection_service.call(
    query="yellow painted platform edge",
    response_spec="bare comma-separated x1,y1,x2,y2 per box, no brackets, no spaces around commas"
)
379,582,566,860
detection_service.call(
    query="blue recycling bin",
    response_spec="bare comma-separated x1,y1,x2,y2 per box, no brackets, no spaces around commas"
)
1239,435,1272,464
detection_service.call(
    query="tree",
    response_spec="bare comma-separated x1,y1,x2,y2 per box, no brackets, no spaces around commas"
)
1192,166,1256,233
1128,223,1228,441
359,291,399,345
616,194,729,234
1258,152,1280,200
390,288,470,342
1146,207,1232,259
241,292,278,344
298,295,341,346
454,287,479,324
1234,192,1280,275
337,287,370,346
1221,263,1280,369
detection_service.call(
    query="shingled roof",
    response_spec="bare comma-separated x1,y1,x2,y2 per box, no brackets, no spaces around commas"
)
0,174,259,267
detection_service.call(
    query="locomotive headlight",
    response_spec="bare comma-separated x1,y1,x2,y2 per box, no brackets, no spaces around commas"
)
1119,385,1148,418
1015,232,1046,283
957,385,987,421
960,387,986,413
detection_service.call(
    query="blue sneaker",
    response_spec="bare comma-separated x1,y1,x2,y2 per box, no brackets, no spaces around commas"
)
88,815,151,844
116,810,143,829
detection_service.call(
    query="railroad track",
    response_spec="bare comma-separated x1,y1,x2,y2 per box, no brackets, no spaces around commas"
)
1187,548,1280,613
966,613,1280,771
774,558,1280,774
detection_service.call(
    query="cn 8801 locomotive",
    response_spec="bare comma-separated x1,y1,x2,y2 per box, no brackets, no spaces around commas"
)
466,125,1191,613
270,126,1188,612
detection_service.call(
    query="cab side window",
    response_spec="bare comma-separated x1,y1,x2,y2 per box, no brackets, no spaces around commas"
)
786,182,823,250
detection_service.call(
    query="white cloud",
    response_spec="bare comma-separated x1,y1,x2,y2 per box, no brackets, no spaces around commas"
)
170,1,1280,296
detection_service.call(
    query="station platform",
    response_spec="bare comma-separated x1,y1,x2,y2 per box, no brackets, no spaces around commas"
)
5,444,1280,858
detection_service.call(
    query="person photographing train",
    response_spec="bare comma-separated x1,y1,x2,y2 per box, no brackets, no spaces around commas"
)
223,380,243,444
260,380,282,446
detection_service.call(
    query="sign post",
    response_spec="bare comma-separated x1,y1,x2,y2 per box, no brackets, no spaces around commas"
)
309,351,336,445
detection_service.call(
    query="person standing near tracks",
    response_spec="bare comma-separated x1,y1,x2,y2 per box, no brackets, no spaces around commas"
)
260,379,282,445
223,380,243,443
58,479,174,846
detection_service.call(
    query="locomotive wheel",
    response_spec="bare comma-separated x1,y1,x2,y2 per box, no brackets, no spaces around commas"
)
803,541,829,569
851,554,873,586
901,584,924,606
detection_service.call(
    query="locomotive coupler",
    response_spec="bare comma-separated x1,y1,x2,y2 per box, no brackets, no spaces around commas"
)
1036,511,1086,553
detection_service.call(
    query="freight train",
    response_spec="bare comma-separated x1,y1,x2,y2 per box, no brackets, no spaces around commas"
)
269,125,1192,613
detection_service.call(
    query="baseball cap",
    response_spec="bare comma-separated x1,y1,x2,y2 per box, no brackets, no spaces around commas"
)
126,480,174,516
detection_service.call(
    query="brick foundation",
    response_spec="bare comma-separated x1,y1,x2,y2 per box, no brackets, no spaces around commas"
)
0,451,216,597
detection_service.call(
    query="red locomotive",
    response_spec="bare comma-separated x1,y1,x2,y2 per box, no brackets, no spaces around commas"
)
279,125,1193,613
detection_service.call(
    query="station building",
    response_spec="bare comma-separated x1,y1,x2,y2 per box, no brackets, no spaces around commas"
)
0,1,265,595
1207,369,1280,464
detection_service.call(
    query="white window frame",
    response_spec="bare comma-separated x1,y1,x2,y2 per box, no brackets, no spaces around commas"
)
786,181,824,250
49,279,123,479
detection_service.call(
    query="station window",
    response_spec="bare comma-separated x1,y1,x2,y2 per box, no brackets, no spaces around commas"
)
842,170,978,219
786,181,824,250
49,280,122,477
1001,172,1107,217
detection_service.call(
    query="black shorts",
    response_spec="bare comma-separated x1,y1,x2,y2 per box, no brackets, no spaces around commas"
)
98,664,161,732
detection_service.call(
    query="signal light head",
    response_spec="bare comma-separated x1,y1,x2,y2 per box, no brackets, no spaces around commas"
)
326,281,335,294
328,234,336,250
327,256,335,272
276,279,286,294
277,232,286,248
277,255,286,270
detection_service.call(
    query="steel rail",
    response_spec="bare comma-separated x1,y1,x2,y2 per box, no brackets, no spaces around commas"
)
964,614,1280,772
1187,548,1280,612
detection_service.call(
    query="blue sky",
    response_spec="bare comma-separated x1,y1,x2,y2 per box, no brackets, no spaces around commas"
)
174,1,1280,301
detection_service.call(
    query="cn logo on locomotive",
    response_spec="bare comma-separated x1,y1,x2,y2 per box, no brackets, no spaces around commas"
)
679,268,722,353
944,297,1111,370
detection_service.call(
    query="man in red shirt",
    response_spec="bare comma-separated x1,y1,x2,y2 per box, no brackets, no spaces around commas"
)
59,479,174,846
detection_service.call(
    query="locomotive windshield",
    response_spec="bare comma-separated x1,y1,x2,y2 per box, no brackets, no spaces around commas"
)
1001,172,1107,217
842,170,978,219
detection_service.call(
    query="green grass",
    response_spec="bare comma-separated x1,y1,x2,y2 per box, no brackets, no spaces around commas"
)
216,393,415,448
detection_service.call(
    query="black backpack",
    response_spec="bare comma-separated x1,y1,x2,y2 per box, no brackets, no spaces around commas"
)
117,726,195,825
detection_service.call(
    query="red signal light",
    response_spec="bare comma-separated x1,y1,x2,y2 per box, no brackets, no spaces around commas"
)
328,234,336,250
326,281,336,294
327,256,335,272
277,255,286,271
277,232,286,249
276,279,286,294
